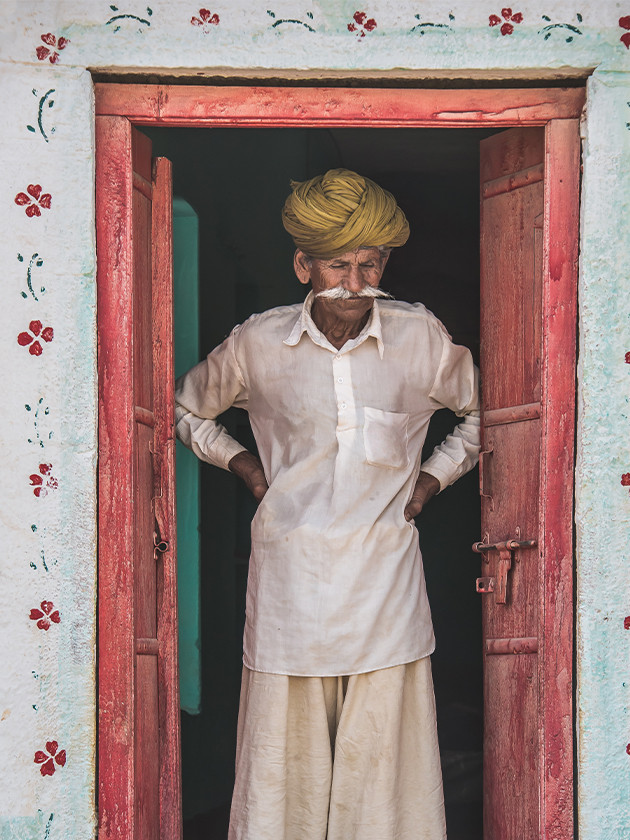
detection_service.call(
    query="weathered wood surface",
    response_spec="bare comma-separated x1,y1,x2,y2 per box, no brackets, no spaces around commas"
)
480,123,577,839
539,117,580,840
95,84,585,127
96,114,136,840
152,155,183,840
98,123,181,839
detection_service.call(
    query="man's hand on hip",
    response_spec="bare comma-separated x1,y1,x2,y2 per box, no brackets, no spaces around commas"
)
404,471,440,521
228,451,269,502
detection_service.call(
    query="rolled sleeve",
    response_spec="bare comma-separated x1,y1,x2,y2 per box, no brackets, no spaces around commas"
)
420,331,481,492
174,326,249,471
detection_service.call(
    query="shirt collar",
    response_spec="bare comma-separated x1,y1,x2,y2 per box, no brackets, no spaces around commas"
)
283,291,384,359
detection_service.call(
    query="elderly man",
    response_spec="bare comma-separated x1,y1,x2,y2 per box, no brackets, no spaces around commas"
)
175,168,480,840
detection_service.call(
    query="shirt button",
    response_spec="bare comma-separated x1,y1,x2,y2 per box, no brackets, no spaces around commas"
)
340,402,347,410
335,354,341,360
337,377,344,383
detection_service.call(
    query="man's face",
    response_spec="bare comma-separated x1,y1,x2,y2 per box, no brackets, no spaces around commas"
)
294,246,390,325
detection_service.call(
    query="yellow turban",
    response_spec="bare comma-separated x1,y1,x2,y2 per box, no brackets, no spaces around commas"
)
282,168,409,258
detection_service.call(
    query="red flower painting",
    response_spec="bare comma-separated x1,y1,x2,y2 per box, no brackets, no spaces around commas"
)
34,741,66,776
29,463,59,497
14,185,52,217
489,7,523,35
35,33,69,64
29,600,61,631
348,11,377,38
620,16,630,49
191,8,220,30
17,320,54,356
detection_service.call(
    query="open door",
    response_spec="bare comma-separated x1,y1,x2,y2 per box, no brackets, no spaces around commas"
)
97,121,182,839
479,124,579,838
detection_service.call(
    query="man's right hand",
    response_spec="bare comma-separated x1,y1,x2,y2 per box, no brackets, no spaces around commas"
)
228,451,269,503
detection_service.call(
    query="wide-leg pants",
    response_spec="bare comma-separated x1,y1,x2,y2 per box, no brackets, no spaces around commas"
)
228,657,446,840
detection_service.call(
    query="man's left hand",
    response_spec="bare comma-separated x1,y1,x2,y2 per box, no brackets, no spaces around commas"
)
404,471,440,521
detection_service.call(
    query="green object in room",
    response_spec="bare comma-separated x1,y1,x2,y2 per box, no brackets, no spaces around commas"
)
173,197,201,715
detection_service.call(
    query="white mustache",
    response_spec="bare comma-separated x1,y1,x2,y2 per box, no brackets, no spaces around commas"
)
315,286,393,300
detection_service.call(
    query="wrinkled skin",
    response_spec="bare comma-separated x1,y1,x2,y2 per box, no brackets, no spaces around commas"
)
228,246,440,519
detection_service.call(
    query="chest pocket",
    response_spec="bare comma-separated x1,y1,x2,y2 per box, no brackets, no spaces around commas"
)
363,407,410,469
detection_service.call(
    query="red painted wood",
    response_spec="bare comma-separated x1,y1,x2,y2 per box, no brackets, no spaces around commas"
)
480,124,576,839
98,123,181,839
97,114,136,840
131,127,160,840
481,127,544,839
539,118,579,840
95,84,585,127
152,156,183,840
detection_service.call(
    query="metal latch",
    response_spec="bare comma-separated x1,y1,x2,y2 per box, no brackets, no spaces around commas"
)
472,535,536,605
153,531,169,561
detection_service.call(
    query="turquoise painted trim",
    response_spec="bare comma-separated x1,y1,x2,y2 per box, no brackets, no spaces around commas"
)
173,197,201,715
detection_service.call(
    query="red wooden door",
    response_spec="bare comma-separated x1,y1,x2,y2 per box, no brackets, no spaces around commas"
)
479,124,579,839
97,121,181,839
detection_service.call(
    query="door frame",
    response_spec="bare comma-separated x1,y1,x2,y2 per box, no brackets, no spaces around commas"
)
95,83,584,839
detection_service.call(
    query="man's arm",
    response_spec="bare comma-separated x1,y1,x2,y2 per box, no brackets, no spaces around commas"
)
175,327,265,497
405,329,481,520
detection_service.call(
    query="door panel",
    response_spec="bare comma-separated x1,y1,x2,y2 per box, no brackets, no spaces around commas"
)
479,123,577,839
485,653,538,840
97,118,181,839
481,419,540,640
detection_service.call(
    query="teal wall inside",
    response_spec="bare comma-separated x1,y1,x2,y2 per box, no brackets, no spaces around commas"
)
173,198,202,716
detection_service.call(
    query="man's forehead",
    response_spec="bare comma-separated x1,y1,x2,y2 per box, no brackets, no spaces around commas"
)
317,246,385,263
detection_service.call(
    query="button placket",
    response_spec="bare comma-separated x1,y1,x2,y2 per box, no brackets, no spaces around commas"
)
332,353,354,429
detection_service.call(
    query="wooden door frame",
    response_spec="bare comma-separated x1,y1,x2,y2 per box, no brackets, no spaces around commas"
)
95,83,584,839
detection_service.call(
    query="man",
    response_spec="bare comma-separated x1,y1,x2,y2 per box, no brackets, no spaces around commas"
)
175,168,480,840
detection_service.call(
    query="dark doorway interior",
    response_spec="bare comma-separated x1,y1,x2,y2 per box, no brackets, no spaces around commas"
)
145,125,496,840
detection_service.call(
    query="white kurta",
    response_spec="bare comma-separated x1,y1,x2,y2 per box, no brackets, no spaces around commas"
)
175,293,480,676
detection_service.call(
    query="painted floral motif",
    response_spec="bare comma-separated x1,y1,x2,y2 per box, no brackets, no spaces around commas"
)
624,616,630,629
26,398,53,448
410,12,455,35
15,185,52,218
348,11,377,37
106,5,153,33
191,8,220,29
34,741,66,776
18,321,54,356
627,742,630,755
620,16,630,49
539,13,583,43
35,33,69,64
267,10,315,31
42,813,54,839
27,89,56,142
29,601,61,630
621,473,630,492
625,351,630,363
489,8,523,35
30,464,58,497
18,253,46,301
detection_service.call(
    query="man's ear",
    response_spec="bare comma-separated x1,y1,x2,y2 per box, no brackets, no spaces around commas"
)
294,250,311,286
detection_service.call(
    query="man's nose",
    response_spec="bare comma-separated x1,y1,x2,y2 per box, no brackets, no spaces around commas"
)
342,267,367,293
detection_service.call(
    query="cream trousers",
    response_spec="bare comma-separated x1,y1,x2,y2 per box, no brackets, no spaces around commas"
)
228,657,446,840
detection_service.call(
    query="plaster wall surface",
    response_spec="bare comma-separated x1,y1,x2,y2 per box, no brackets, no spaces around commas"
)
0,1,629,838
